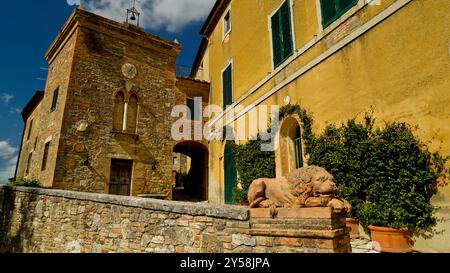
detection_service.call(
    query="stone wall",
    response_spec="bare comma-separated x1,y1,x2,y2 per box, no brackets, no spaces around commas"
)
0,187,351,253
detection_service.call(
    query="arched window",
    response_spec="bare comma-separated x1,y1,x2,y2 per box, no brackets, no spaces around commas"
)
113,91,139,133
126,94,138,133
113,92,125,131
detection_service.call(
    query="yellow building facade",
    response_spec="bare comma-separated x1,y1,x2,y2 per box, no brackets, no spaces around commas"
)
193,0,450,251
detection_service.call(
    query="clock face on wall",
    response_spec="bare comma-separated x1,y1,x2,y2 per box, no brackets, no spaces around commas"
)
122,63,138,79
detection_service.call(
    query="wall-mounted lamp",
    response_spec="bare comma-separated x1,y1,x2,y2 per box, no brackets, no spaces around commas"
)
83,157,90,167
151,160,157,170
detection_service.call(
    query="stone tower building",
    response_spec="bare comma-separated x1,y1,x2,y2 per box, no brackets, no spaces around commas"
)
15,8,188,198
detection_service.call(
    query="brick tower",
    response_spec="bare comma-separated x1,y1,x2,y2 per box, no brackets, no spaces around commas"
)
15,7,181,198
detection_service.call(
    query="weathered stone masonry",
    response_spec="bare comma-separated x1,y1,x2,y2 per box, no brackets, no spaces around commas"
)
0,187,351,253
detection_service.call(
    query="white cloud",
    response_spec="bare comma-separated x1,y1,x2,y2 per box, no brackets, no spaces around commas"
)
0,93,14,105
80,0,215,33
0,141,17,159
9,108,21,115
0,141,18,184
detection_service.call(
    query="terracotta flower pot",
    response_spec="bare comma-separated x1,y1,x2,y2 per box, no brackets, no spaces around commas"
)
369,225,412,253
346,218,360,238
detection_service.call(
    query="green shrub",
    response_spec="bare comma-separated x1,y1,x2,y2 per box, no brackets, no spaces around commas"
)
13,178,43,188
357,122,444,235
232,136,276,203
232,187,248,204
307,113,448,236
308,115,374,218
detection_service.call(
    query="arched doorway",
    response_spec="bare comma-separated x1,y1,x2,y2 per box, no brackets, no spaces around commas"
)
224,142,237,205
172,141,209,202
277,116,304,177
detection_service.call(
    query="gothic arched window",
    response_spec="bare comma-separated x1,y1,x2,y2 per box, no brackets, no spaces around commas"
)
113,91,125,131
126,94,138,133
113,91,139,133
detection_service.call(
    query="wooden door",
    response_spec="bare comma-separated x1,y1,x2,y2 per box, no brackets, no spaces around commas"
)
109,159,132,196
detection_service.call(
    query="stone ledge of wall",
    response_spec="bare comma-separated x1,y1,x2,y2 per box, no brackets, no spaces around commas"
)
0,186,249,221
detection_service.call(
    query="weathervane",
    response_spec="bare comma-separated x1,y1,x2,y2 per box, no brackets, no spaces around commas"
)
126,0,140,26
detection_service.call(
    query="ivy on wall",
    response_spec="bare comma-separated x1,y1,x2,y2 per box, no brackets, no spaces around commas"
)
231,136,276,203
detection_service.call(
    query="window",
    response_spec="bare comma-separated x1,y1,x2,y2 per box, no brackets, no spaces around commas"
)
25,152,33,176
320,0,357,28
27,119,34,141
294,127,303,169
42,142,50,171
271,0,294,68
187,98,201,121
51,87,59,112
126,94,138,133
113,92,125,131
222,63,233,110
113,92,139,133
223,9,231,38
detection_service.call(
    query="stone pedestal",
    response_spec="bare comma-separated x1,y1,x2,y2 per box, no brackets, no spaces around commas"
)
249,207,352,253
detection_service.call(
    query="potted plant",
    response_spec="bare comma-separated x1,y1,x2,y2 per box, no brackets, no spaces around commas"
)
358,122,446,253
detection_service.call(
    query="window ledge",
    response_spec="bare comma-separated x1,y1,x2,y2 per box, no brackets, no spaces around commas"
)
111,130,139,140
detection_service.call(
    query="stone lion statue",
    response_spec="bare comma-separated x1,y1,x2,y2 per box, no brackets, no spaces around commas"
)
248,166,352,215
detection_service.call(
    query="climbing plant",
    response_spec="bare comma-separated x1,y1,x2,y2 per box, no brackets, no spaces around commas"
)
231,136,276,203
279,104,315,155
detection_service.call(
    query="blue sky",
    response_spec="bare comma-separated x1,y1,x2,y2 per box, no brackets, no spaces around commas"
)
0,0,214,183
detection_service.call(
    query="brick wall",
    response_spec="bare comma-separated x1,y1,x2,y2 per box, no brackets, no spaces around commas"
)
0,187,351,253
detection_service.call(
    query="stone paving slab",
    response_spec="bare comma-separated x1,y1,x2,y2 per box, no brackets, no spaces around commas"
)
351,237,380,253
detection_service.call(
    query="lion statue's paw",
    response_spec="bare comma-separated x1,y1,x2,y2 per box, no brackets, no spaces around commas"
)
328,198,352,214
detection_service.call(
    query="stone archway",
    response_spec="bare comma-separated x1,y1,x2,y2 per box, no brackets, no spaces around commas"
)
172,141,209,202
275,116,305,178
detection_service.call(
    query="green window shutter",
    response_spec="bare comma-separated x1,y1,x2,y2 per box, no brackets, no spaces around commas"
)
222,65,233,110
339,0,357,11
320,0,338,28
271,14,282,67
280,0,293,60
321,0,357,28
272,0,294,68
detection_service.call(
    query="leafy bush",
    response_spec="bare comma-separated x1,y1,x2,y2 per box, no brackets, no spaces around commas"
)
308,115,374,218
12,178,43,188
232,136,276,203
307,112,448,236
357,122,444,235
232,187,248,204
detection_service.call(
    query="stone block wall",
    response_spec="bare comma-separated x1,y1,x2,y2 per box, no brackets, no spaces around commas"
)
0,187,351,253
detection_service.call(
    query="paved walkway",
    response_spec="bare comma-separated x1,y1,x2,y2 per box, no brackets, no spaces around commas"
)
351,237,380,253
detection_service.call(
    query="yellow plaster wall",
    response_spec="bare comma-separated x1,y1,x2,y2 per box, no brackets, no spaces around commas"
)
205,0,450,207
